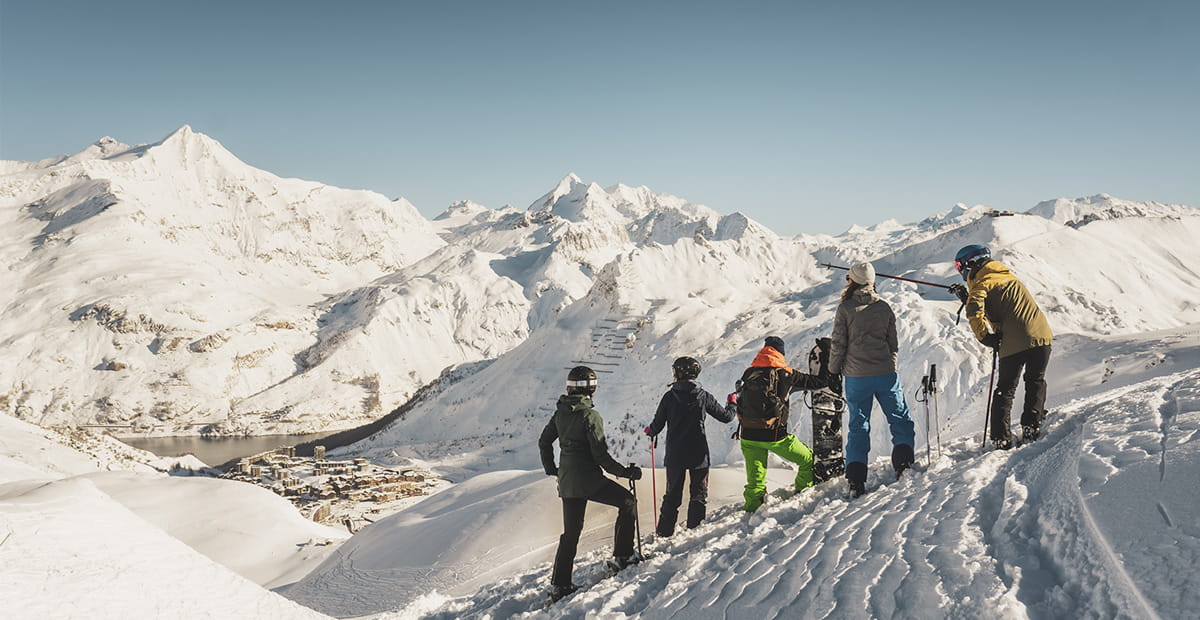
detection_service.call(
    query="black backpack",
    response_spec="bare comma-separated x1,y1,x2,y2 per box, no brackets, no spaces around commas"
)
737,366,786,430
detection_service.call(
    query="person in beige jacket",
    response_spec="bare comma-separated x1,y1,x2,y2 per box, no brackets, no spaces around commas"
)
830,262,916,498
952,245,1054,449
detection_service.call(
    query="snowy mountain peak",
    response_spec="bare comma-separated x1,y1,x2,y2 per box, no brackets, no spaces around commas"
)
1028,194,1197,228
144,125,241,164
433,200,489,221
530,173,588,213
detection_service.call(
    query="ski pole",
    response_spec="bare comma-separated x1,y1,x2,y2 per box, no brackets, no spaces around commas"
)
821,263,953,290
919,374,932,466
627,465,642,558
930,363,942,458
981,350,997,449
650,436,658,532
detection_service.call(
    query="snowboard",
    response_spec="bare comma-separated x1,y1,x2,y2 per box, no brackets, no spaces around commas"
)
807,337,845,484
811,390,845,483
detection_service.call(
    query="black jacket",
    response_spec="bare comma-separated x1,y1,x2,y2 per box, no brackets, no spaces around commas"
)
647,381,735,469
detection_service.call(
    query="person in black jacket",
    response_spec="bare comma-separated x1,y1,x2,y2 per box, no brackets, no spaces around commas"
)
643,356,735,537
539,366,642,602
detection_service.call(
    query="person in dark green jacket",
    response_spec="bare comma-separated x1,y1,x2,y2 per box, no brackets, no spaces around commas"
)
952,245,1054,449
539,366,642,602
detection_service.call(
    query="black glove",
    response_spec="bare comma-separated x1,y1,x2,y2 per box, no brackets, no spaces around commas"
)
981,333,1001,351
545,466,558,477
826,373,843,391
949,283,968,304
624,465,642,480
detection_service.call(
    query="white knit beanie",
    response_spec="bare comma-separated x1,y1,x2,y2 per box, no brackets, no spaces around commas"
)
848,262,875,285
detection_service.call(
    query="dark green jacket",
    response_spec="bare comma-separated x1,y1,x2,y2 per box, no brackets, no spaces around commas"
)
538,394,626,498
966,260,1054,358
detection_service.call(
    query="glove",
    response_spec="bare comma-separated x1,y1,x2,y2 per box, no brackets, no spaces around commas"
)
949,283,968,304
624,465,642,480
826,373,842,391
545,466,558,477
981,333,1002,351
726,392,739,405
643,425,654,436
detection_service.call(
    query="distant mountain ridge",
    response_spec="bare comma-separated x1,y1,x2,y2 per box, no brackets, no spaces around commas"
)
1,127,1197,442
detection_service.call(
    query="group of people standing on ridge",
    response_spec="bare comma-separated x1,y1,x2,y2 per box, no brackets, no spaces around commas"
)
538,244,1053,601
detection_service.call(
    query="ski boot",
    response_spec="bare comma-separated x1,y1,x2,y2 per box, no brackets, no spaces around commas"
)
548,583,579,603
891,444,914,480
1021,425,1040,443
846,461,868,499
606,551,644,575
992,437,1013,451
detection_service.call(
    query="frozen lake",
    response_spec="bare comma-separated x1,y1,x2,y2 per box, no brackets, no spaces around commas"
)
119,431,342,467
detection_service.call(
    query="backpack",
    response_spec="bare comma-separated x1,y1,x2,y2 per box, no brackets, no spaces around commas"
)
737,366,786,430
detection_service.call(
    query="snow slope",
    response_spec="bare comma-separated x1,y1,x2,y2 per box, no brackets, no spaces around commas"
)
285,466,798,618
0,411,347,617
341,336,1200,619
0,477,333,620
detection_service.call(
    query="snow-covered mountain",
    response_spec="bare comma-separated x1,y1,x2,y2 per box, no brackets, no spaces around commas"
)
3,126,1199,619
3,127,1197,448
0,132,788,436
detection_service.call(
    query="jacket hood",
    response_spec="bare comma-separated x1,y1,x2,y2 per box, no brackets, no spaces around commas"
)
970,259,1011,285
750,346,793,371
557,394,592,413
669,380,701,395
850,284,881,305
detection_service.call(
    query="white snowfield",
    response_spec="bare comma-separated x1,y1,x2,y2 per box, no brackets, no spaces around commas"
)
0,414,346,619
3,128,1200,618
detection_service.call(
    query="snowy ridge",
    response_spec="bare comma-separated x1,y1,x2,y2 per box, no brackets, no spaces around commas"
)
1028,193,1197,228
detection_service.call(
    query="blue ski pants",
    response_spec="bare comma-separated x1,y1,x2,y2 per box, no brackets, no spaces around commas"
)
844,372,916,467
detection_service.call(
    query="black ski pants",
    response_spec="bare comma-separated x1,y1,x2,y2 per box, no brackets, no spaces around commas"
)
657,465,709,537
550,477,636,587
991,345,1051,441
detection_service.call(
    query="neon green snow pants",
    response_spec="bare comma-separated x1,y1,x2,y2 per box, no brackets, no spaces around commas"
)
740,434,814,512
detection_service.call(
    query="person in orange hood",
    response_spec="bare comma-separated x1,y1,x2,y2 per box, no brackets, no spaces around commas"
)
730,336,832,512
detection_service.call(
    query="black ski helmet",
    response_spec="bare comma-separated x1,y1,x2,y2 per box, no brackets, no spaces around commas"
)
954,244,991,281
566,366,597,396
672,356,702,381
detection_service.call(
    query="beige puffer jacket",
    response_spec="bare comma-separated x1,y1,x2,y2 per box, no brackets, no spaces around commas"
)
829,285,898,378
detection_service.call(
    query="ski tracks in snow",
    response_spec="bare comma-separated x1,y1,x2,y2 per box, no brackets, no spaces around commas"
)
384,370,1200,619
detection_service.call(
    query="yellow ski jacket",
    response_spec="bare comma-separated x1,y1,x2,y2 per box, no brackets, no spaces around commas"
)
965,260,1054,359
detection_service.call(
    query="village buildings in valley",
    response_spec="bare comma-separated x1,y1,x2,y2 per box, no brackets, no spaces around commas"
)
221,445,440,530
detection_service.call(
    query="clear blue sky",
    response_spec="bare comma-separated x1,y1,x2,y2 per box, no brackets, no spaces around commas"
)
2,1,1197,235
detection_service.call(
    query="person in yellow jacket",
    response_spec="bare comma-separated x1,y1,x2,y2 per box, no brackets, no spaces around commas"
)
951,245,1054,449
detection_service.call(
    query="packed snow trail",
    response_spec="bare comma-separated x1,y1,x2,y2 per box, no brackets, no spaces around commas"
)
385,369,1199,619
